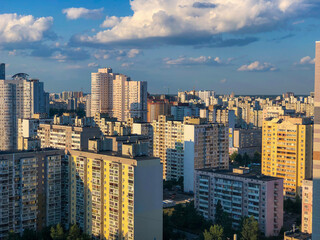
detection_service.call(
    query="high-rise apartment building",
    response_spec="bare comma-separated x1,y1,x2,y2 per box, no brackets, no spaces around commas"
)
91,68,114,117
147,98,171,122
152,116,229,192
302,179,313,234
0,76,49,151
194,167,283,237
0,149,64,238
232,128,262,157
312,41,320,239
90,68,147,121
262,116,313,198
68,139,162,240
0,63,5,79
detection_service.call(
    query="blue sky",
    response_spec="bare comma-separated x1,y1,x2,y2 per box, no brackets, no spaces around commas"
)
0,0,320,95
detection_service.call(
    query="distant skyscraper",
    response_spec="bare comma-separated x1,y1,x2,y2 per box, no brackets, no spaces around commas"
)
90,67,147,121
312,41,320,239
0,63,5,79
0,74,49,150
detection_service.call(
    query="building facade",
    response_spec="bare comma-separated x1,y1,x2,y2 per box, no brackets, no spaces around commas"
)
0,149,64,238
194,168,283,237
0,63,5,79
0,78,49,150
302,179,313,234
37,123,101,150
232,128,262,157
152,116,229,192
68,140,162,240
312,41,320,239
262,117,313,198
90,68,147,122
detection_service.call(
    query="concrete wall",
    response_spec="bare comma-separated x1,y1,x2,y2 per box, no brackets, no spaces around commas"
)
134,159,163,240
184,125,195,193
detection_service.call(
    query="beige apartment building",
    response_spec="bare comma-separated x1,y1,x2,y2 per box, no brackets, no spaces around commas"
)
262,116,313,198
152,116,229,192
302,179,313,234
37,123,101,150
68,139,162,240
90,68,147,121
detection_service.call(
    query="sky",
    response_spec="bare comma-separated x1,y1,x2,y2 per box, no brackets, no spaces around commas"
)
0,0,320,95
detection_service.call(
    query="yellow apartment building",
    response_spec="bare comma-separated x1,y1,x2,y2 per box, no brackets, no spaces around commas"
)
262,116,313,198
68,139,162,240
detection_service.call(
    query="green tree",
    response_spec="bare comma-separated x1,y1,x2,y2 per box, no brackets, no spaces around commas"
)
67,224,81,240
214,201,224,225
214,201,233,237
21,229,37,240
242,153,250,166
253,152,261,163
203,225,224,240
230,152,238,162
240,216,259,240
234,154,243,165
51,223,64,240
6,231,20,240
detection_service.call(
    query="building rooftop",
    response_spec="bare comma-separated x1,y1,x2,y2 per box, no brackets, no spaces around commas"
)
196,168,282,181
69,148,158,161
285,231,312,240
0,148,63,155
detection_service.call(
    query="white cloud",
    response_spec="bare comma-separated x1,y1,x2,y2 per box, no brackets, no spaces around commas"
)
93,49,142,60
127,49,141,58
62,7,104,20
121,62,134,67
165,56,225,65
8,50,17,56
52,53,67,62
299,56,315,65
76,0,310,45
101,16,122,28
0,13,53,43
65,64,82,69
238,61,277,72
88,62,99,67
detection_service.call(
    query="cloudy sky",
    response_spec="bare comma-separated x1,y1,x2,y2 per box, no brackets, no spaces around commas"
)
1,0,320,95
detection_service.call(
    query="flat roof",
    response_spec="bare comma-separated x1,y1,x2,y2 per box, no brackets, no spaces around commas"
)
285,231,311,240
0,148,63,155
69,149,158,161
196,168,282,181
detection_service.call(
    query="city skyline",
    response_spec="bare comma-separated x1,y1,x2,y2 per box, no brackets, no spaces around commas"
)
1,0,320,95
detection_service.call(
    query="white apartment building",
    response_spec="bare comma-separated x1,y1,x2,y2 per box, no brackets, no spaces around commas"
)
0,77,48,151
